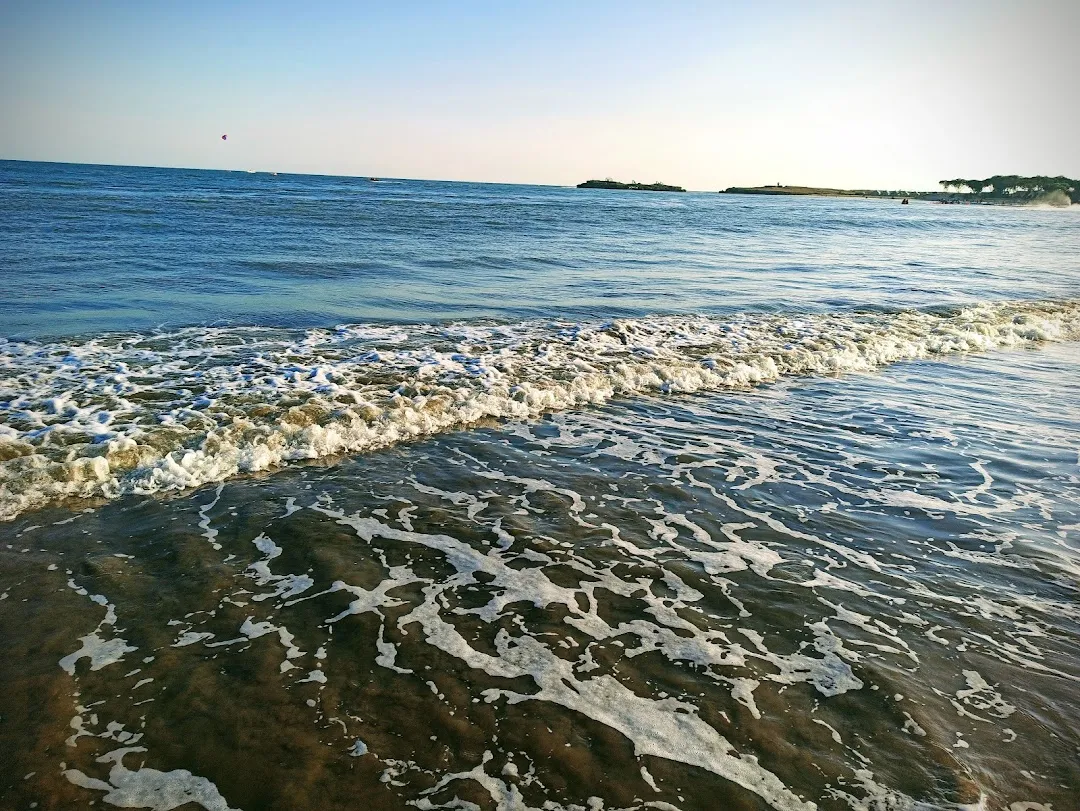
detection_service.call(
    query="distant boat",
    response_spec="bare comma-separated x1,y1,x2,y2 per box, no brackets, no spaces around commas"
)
369,177,380,182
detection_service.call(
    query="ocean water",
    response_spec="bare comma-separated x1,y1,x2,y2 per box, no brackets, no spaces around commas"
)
1,160,1079,811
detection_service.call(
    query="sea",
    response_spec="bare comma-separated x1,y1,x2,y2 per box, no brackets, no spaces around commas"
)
1,159,1079,811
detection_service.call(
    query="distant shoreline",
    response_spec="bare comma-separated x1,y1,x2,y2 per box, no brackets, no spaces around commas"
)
723,185,894,198
721,183,1078,206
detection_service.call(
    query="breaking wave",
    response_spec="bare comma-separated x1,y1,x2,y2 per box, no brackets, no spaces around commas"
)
2,299,1078,520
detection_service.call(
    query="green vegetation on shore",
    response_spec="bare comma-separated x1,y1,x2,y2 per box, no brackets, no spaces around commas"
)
578,179,686,192
937,175,1079,205
722,176,1078,206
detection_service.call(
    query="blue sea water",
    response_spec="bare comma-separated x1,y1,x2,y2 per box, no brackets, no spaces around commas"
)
1,159,1079,811
2,160,1078,338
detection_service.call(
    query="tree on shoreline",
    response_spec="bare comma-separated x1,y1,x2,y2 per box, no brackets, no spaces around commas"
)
937,175,1077,203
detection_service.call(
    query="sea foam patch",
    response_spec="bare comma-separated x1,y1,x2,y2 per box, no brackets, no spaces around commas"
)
63,748,237,811
1,299,1079,521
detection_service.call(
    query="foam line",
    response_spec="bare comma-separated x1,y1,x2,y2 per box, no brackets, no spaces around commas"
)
2,300,1077,520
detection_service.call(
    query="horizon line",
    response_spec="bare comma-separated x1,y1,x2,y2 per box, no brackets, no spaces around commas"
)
0,157,953,194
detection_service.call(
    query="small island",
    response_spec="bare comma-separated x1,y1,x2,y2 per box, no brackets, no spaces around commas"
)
578,179,686,192
721,175,1078,206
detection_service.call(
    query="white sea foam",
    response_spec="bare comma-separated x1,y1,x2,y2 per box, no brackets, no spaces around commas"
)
58,581,138,675
2,299,1077,520
305,508,872,808
63,747,237,811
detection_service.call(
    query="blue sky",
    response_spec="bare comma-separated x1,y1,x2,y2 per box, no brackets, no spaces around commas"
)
2,1,1077,189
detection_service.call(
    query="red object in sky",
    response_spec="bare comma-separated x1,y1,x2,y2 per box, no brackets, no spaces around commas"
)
221,134,227,141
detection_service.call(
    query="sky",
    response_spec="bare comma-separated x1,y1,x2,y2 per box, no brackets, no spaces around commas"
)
2,0,1078,190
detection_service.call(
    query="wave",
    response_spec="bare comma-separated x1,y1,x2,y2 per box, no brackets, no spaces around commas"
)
2,299,1078,521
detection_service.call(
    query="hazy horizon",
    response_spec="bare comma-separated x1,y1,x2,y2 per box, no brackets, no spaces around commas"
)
3,1,1078,191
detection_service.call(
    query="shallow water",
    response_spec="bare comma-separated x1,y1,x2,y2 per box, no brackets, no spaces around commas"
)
1,161,1079,810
